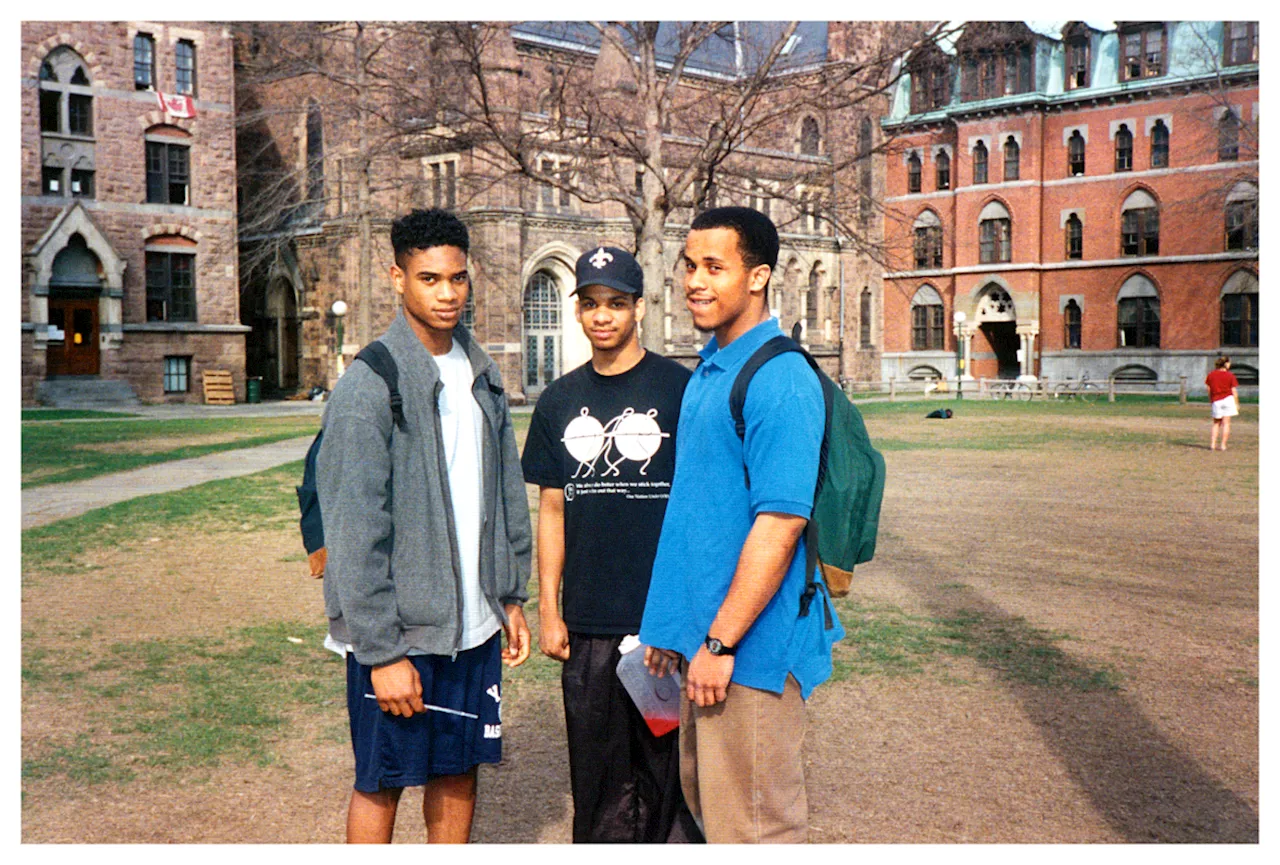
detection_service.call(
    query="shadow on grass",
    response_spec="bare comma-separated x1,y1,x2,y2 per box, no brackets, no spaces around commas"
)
871,549,1259,842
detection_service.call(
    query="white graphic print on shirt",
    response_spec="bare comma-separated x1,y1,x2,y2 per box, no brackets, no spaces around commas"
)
561,406,670,478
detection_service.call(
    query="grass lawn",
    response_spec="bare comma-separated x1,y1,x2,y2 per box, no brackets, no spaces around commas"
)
21,409,140,421
21,415,322,488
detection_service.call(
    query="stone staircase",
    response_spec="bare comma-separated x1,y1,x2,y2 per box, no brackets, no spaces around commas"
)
37,376,141,408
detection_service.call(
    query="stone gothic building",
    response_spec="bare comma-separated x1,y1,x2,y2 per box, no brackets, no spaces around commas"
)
233,22,901,402
21,22,246,405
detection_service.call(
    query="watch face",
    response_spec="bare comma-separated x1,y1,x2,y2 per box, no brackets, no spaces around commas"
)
708,638,724,654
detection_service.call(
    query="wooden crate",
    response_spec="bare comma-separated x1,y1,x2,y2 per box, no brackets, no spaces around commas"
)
201,370,236,405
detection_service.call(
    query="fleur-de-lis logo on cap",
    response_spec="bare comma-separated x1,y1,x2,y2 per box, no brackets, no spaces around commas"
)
589,247,614,269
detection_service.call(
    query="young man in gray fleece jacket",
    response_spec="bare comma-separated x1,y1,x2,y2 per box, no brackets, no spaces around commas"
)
317,208,532,843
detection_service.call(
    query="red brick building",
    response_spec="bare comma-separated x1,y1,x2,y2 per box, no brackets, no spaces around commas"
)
21,22,247,404
881,21,1258,394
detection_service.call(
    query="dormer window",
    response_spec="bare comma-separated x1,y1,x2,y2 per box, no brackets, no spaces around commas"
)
1121,24,1165,80
1066,30,1090,89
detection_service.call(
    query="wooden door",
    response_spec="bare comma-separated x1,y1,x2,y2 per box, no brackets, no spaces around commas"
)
47,299,99,376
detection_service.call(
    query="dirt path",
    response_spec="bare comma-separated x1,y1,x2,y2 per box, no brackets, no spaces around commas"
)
21,407,1258,842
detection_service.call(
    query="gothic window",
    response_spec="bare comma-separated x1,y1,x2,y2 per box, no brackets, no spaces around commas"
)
1116,275,1160,347
1220,270,1258,347
913,211,943,269
1150,120,1169,168
860,288,872,347
1115,124,1133,172
907,152,922,193
306,102,324,208
1224,183,1259,251
1064,299,1082,349
800,116,821,156
1219,109,1240,161
1068,130,1086,176
936,150,950,190
805,265,821,339
911,285,945,350
1121,190,1159,256
1003,136,1020,181
38,47,95,200
1065,213,1083,260
978,201,1011,263
972,141,988,184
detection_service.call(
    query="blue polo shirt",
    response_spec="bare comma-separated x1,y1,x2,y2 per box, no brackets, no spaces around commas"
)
638,317,844,699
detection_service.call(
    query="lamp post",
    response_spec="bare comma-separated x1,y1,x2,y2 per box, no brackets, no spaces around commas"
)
331,299,348,380
953,310,966,400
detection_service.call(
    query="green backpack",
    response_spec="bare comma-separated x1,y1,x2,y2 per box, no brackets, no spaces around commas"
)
729,335,886,627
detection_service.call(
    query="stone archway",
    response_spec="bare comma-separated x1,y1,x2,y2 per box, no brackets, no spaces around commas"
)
26,202,127,374
974,283,1020,379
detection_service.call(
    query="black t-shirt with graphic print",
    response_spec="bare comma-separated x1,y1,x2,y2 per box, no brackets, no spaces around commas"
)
521,350,691,634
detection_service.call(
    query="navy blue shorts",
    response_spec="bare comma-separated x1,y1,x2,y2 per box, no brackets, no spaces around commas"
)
346,632,503,793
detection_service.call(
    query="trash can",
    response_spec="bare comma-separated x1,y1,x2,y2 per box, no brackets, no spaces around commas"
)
246,376,262,404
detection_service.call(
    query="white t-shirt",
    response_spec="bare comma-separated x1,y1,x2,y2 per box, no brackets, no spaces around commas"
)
436,339,501,649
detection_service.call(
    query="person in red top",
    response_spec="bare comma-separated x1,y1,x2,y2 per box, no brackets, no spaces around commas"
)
1205,355,1240,451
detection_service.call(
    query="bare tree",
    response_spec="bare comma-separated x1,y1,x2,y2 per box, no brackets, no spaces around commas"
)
440,21,942,348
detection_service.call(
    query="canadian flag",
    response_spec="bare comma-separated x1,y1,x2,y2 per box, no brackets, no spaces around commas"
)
156,92,197,119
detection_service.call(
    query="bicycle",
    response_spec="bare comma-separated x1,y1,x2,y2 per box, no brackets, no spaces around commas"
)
1052,372,1102,403
987,380,1033,401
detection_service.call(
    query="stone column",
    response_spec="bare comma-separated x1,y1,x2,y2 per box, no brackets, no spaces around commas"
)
961,326,975,380
1016,324,1039,380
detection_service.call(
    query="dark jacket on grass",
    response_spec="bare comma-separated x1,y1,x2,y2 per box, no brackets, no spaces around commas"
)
317,310,531,666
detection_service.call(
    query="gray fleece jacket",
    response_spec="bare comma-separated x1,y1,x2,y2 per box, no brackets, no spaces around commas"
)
317,310,531,666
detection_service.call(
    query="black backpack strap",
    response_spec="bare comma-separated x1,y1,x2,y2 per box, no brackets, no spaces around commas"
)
729,335,835,628
354,340,407,431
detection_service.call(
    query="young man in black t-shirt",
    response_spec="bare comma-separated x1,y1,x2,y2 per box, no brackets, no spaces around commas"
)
521,246,699,843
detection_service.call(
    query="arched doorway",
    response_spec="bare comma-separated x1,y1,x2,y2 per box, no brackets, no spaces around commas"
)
262,277,300,392
47,234,102,376
523,270,562,396
975,283,1019,379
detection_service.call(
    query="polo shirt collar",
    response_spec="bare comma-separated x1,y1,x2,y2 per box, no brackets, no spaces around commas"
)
697,316,783,371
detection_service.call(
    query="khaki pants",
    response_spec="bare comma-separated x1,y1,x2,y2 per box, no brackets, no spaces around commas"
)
678,671,808,843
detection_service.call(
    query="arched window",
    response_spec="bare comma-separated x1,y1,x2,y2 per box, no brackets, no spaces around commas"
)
1003,136,1020,181
523,270,561,392
1117,274,1160,347
1150,119,1169,168
1065,213,1083,260
1115,124,1133,172
906,152,922,193
145,125,191,205
1121,189,1159,256
1220,270,1258,347
805,265,821,339
860,288,872,348
972,140,988,184
1225,182,1259,251
1112,364,1158,382
935,149,950,190
134,32,155,90
1219,109,1240,161
913,210,943,269
39,48,95,199
1068,130,1086,176
978,200,1011,263
910,285,945,350
306,102,324,208
907,365,943,381
1063,299,1082,349
800,116,821,156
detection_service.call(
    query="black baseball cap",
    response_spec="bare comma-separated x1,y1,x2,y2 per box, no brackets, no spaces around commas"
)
573,246,644,297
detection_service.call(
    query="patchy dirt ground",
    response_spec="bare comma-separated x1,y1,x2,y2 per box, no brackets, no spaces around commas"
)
21,405,1258,843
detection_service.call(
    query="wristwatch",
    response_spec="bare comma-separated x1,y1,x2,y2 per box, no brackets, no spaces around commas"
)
704,636,736,656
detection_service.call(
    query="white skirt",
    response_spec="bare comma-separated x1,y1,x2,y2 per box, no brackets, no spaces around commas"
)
1211,395,1239,419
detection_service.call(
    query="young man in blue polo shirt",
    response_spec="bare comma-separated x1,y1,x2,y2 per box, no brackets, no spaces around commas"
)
640,206,844,843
